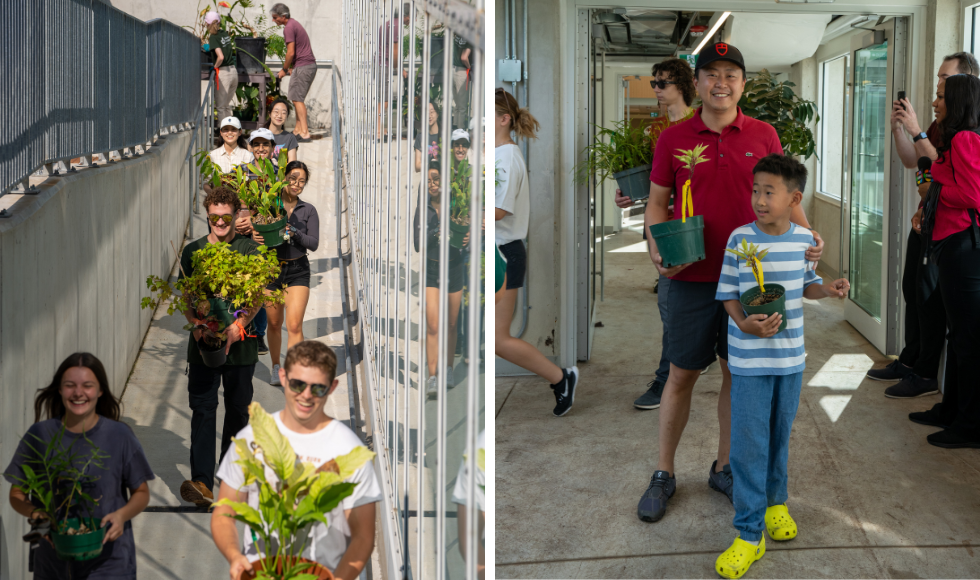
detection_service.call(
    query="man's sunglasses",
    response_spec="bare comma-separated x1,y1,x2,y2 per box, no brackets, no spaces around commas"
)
208,213,234,225
287,377,331,398
650,79,678,90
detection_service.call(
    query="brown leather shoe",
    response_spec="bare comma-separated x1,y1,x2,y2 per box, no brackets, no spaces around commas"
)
180,480,213,506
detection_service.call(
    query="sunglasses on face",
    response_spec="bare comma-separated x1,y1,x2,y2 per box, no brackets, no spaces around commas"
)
287,377,331,397
650,79,678,90
208,213,234,225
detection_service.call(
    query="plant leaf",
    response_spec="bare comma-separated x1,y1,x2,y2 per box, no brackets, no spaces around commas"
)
248,402,296,482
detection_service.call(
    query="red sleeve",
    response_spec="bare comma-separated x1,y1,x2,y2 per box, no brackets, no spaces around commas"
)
284,21,295,44
649,128,676,188
938,132,980,209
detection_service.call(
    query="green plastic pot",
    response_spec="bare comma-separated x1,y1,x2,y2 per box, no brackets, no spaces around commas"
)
449,220,469,249
253,215,288,247
648,215,706,268
740,284,787,334
51,518,105,561
613,164,652,201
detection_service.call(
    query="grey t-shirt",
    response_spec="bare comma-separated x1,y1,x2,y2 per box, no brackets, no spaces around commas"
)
4,418,155,579
273,131,299,159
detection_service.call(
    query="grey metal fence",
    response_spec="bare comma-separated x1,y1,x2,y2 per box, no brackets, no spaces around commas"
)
337,1,485,579
0,0,200,196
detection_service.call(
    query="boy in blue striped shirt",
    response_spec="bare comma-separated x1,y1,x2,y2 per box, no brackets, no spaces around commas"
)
714,154,849,579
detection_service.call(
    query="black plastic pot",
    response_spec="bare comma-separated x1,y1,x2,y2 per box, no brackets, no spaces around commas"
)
235,37,267,75
613,164,653,201
449,220,469,249
740,284,787,334
198,337,228,368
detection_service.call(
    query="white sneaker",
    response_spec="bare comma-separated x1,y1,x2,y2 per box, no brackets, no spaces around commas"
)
270,364,282,386
426,375,438,398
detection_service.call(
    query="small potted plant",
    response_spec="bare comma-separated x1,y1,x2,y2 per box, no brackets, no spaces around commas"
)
449,159,472,249
647,143,709,268
217,403,376,580
142,241,285,367
573,119,653,201
4,423,110,561
727,239,787,333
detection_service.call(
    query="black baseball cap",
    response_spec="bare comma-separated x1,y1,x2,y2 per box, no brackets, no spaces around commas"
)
694,42,746,74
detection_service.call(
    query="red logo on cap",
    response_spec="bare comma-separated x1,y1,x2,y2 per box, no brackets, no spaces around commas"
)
716,43,728,55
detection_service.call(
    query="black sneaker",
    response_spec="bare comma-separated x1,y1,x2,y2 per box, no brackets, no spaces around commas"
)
909,408,949,428
552,367,579,417
927,429,980,449
257,337,269,355
866,360,911,382
707,460,734,505
637,470,676,522
885,374,939,399
634,380,665,410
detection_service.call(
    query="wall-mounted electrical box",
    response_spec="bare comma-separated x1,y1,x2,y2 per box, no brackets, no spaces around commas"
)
499,58,522,83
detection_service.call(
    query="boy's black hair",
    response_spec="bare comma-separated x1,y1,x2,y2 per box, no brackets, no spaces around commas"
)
752,153,808,194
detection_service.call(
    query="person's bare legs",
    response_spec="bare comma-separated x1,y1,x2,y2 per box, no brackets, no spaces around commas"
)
657,359,732,475
494,287,564,384
293,100,310,138
267,303,286,367
284,285,310,352
716,358,732,470
425,287,464,376
445,290,463,371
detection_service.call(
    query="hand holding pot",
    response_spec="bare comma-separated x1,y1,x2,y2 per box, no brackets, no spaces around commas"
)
614,189,635,209
236,215,253,235
252,231,266,245
229,553,254,580
224,324,242,354
652,252,691,278
737,312,782,338
100,510,126,544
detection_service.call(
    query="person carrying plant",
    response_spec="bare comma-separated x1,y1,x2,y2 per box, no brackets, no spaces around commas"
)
613,57,697,412
5,353,154,579
179,186,265,507
494,88,581,416
209,116,255,175
415,101,442,172
270,3,317,141
253,161,319,387
635,43,824,524
205,10,240,122
712,154,849,578
414,160,468,398
266,97,299,162
211,341,382,580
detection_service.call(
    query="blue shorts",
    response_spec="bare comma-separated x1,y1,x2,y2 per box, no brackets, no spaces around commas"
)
665,279,728,370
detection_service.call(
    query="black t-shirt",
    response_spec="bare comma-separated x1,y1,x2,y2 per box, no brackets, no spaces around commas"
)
415,130,441,167
452,35,472,68
413,188,464,265
209,30,237,68
179,234,260,366
4,418,155,580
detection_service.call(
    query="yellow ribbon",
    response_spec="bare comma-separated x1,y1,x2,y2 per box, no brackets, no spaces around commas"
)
681,179,693,223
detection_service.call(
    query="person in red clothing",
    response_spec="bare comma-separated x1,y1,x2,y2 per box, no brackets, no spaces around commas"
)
910,73,980,448
634,43,824,524
867,52,979,397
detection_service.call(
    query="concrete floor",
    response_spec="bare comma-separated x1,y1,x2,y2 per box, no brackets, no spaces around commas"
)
495,218,980,579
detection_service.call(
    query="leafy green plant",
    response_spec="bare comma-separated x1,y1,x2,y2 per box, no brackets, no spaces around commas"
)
450,159,472,227
726,239,770,292
738,69,820,160
674,143,710,222
573,119,652,185
4,423,109,535
239,149,290,224
215,402,375,580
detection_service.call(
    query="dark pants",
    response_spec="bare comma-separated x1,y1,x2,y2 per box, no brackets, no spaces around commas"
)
898,229,945,379
254,307,267,338
187,363,256,490
932,227,980,438
655,274,671,384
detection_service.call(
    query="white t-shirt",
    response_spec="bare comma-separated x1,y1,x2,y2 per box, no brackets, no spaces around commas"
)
209,145,255,174
495,143,529,245
216,412,383,570
451,430,485,511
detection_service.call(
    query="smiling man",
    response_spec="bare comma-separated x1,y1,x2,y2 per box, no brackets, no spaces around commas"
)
211,341,382,580
636,43,824,524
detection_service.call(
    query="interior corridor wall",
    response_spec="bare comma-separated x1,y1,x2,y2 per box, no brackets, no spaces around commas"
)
0,131,192,580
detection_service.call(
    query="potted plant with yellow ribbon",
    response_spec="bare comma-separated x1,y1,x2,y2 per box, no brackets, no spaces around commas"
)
648,143,709,267
727,239,787,333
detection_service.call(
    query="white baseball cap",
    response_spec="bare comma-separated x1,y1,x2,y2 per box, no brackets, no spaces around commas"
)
219,116,241,130
248,127,276,143
451,129,470,144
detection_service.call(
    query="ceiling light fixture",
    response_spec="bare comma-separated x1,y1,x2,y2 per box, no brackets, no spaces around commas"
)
692,11,731,55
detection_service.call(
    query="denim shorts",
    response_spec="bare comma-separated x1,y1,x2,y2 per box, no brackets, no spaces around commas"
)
665,278,728,370
267,255,311,291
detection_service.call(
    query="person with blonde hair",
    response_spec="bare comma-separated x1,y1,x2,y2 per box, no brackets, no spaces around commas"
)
494,88,580,417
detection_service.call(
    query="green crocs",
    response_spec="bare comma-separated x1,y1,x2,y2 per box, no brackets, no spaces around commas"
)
765,504,797,541
715,535,765,579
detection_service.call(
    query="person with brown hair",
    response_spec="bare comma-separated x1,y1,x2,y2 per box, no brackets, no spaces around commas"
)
211,341,381,580
494,87,580,417
5,353,154,579
178,186,265,507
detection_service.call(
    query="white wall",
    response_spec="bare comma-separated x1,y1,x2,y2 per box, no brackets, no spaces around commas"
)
0,131,193,580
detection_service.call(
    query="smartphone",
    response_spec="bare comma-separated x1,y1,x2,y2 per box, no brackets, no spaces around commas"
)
897,90,906,109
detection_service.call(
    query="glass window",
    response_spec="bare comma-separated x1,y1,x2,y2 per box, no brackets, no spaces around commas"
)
818,55,848,200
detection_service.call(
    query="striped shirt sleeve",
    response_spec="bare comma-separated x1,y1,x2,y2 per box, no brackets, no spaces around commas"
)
716,232,742,302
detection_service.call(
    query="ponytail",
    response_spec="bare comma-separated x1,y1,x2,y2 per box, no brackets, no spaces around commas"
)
495,88,539,140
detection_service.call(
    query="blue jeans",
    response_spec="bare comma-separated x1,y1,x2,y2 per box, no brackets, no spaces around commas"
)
730,372,803,542
253,307,267,338
655,275,671,384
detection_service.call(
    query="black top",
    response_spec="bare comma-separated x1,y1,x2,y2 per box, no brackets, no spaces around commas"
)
209,30,237,68
413,188,464,265
415,130,441,167
452,35,472,68
278,198,320,260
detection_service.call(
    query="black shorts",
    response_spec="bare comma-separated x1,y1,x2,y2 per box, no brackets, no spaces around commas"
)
665,279,728,370
498,240,526,289
425,258,465,293
267,255,311,291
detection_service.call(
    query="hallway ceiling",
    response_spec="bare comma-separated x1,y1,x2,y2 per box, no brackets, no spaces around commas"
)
592,9,715,57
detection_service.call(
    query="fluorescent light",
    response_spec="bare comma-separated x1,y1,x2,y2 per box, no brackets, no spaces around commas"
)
692,11,731,55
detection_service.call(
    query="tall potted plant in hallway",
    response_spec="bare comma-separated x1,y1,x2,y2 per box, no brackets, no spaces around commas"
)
648,143,709,267
573,119,654,201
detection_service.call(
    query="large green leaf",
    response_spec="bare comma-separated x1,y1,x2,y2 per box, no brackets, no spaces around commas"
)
333,447,375,479
249,402,296,482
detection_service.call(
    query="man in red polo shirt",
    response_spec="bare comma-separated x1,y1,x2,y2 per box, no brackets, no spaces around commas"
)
635,43,824,524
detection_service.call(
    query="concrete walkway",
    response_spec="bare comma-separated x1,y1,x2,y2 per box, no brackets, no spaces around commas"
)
118,136,359,579
495,216,980,579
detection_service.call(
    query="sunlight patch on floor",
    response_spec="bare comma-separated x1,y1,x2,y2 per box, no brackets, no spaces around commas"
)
807,354,874,421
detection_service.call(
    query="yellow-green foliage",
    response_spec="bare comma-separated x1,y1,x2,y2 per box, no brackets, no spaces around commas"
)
673,144,709,222
726,238,770,292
